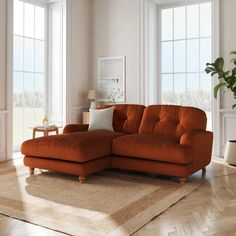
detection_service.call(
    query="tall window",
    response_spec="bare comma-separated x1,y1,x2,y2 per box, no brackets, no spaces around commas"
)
12,0,67,153
161,2,212,130
13,0,46,150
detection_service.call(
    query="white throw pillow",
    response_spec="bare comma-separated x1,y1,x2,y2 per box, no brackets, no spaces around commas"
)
88,107,114,131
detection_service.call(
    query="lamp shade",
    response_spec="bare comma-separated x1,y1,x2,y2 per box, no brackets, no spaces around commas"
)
88,89,98,100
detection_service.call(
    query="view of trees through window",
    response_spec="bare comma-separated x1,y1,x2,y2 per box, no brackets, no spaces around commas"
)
13,0,46,150
161,2,212,130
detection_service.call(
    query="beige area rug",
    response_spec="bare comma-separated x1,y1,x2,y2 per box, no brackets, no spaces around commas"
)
0,166,199,236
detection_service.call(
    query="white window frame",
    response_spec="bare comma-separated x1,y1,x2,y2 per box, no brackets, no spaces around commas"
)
139,0,220,155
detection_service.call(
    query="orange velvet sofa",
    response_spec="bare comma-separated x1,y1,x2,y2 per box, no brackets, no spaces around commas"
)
21,104,213,183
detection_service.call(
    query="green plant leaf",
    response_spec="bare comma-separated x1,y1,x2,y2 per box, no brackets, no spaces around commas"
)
214,82,227,99
205,66,216,74
230,58,236,62
230,58,236,65
206,62,214,66
215,57,224,71
230,51,236,55
223,71,230,78
205,68,213,73
232,103,236,109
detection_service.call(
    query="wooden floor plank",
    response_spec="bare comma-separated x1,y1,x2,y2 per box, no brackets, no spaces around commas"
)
135,157,236,236
0,157,236,236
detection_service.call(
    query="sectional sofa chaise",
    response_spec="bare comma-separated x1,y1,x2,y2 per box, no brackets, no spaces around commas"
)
21,104,213,183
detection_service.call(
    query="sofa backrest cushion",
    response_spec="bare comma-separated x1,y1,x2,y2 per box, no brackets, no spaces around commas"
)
99,104,145,134
139,105,207,141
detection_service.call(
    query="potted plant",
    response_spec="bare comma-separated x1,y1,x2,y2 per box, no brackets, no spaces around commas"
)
205,51,236,109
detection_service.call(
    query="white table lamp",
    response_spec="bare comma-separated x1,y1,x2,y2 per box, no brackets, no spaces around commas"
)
88,89,98,109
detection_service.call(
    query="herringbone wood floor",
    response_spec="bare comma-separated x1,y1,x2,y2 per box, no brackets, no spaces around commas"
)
0,157,236,236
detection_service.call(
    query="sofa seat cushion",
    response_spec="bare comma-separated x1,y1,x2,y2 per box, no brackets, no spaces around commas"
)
21,131,125,163
112,134,193,165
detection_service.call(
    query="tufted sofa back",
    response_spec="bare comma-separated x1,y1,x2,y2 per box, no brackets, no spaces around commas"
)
139,105,207,141
100,104,146,134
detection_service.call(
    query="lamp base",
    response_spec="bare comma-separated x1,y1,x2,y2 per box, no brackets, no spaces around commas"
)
90,101,97,110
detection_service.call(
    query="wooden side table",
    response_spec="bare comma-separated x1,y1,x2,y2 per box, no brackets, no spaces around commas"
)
31,126,59,139
82,112,90,124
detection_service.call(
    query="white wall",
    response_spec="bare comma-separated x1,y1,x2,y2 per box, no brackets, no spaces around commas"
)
91,0,141,104
70,0,92,108
69,0,92,123
0,0,7,161
218,0,236,156
0,0,7,110
220,0,236,109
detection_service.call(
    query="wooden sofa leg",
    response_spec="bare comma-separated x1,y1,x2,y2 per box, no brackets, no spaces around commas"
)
79,176,86,183
202,167,206,172
29,167,35,175
179,177,186,184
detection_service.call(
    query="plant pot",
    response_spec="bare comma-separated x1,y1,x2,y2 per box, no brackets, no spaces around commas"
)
224,140,236,165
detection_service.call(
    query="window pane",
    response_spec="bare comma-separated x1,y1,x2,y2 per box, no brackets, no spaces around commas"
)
35,73,44,108
200,38,211,71
162,8,173,41
174,74,186,105
162,74,173,92
174,74,186,93
35,108,44,127
24,38,35,72
14,0,23,35
13,72,23,107
13,74,24,146
187,39,199,72
35,6,45,40
200,73,212,130
200,73,212,128
187,73,199,91
174,40,185,72
200,3,211,37
200,73,212,92
186,73,199,107
23,107,35,139
24,72,34,108
13,107,23,148
13,0,47,150
162,42,173,73
187,5,199,38
13,36,23,71
206,111,212,131
162,74,173,104
24,2,35,38
35,40,44,73
174,7,185,39
160,3,212,129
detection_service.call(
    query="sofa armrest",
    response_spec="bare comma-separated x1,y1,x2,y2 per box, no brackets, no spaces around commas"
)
180,130,213,170
63,124,89,134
